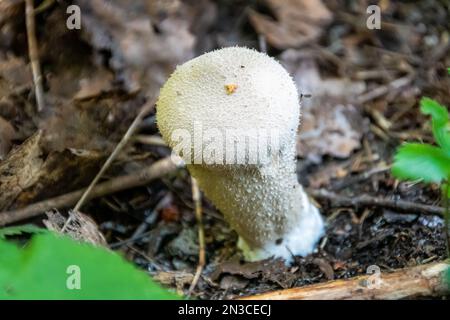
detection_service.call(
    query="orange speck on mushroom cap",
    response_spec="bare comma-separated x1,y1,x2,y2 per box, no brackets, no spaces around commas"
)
225,84,238,95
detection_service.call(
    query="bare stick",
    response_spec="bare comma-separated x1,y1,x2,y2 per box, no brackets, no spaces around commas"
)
188,177,206,295
0,157,179,226
241,261,449,300
357,76,412,104
258,34,267,53
309,189,444,216
134,135,167,147
25,0,45,112
332,165,390,190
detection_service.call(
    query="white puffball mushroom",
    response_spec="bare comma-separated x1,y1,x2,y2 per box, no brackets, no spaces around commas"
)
156,47,324,262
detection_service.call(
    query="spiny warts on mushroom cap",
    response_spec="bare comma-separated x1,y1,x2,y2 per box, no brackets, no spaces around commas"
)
156,46,301,154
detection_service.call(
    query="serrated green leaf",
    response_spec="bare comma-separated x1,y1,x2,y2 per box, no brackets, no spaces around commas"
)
392,143,450,183
420,97,450,152
0,233,179,299
0,225,46,240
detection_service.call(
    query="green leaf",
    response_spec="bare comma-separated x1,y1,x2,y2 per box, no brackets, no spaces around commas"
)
447,266,450,290
0,239,23,286
392,143,450,183
420,97,450,152
445,183,450,199
0,224,45,239
448,67,450,75
0,233,179,299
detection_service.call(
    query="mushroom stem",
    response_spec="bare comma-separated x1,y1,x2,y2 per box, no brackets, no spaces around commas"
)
188,147,323,261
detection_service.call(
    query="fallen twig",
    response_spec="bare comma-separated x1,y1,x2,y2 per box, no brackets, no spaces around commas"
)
188,177,206,296
309,189,444,216
241,261,449,300
0,157,180,226
25,0,45,112
332,165,390,190
130,194,172,240
357,76,412,104
134,135,167,147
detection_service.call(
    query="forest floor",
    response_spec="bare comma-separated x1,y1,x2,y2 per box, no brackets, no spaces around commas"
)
0,0,449,299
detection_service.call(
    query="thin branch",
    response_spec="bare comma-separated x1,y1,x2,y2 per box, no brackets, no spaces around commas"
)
188,177,206,296
258,34,267,53
0,157,179,226
332,165,390,190
357,76,412,104
241,261,449,300
309,189,444,216
134,135,167,147
25,0,45,112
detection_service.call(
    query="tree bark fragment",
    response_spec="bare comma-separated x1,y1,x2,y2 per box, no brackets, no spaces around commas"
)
241,262,449,300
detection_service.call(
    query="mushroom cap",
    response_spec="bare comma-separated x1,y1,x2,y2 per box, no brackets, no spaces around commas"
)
156,47,300,163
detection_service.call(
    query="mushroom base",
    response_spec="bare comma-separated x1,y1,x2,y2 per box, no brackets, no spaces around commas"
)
237,203,324,264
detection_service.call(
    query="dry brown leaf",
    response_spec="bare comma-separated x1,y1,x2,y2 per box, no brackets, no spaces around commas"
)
41,95,143,152
0,131,44,211
312,257,334,280
0,130,105,211
219,274,249,290
248,0,333,49
73,72,115,101
211,257,297,289
14,148,103,206
44,210,107,247
0,0,22,27
299,103,363,160
281,50,366,161
75,0,199,97
153,271,194,295
0,56,33,88
307,162,349,188
0,116,16,160
0,56,35,140
0,56,33,112
161,204,180,222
